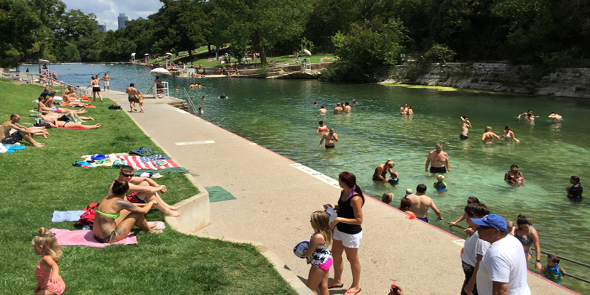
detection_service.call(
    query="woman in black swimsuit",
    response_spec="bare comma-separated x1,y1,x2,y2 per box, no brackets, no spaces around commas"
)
87,76,103,102
515,215,542,271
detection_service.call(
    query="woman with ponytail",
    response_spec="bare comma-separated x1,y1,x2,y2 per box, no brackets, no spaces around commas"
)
324,171,364,294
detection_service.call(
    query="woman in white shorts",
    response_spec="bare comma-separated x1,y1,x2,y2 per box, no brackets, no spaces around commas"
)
324,171,364,294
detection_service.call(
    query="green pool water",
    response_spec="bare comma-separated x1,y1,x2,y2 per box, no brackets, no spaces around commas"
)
54,65,589,293
179,78,590,293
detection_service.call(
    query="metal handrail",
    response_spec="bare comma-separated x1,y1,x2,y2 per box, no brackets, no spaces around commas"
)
442,220,590,283
181,88,198,115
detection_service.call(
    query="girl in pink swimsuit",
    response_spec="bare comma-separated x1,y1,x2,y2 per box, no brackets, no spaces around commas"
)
33,227,66,295
303,211,333,295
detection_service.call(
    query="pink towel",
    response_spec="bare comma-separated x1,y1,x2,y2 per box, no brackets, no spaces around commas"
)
49,228,137,248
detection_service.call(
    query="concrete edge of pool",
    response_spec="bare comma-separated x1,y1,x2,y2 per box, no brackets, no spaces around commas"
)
107,90,580,295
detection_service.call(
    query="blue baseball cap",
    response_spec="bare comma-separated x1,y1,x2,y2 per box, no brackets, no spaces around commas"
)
471,214,507,232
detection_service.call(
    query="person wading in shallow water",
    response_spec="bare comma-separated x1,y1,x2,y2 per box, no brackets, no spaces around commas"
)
319,128,338,149
425,144,450,173
460,116,472,140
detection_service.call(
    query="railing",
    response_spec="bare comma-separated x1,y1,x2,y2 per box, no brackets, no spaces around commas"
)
443,220,590,284
181,88,198,115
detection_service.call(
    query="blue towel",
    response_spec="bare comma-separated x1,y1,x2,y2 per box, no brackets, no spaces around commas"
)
52,210,86,222
3,144,25,150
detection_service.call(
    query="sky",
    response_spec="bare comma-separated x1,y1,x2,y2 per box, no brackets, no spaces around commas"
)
62,0,164,31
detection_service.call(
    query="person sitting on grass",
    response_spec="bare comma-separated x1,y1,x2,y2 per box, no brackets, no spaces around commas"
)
38,93,87,115
1,114,46,147
109,166,182,217
93,179,162,243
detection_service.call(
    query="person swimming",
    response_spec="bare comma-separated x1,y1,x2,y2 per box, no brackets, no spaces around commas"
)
316,121,328,133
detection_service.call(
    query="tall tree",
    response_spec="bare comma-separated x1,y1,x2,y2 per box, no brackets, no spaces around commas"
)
214,0,312,64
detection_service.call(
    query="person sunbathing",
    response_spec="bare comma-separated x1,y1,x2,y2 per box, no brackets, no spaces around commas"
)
1,114,46,147
38,94,87,115
93,180,162,243
48,119,100,129
108,166,181,217
36,113,94,123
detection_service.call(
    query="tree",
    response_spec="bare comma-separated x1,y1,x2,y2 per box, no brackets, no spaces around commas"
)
214,0,312,64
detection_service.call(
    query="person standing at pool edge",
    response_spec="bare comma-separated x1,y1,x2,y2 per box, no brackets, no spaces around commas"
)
319,129,338,149
405,184,443,223
460,116,472,139
425,144,450,173
324,172,364,295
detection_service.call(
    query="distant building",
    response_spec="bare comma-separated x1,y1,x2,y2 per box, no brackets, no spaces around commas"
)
97,23,106,32
118,13,129,30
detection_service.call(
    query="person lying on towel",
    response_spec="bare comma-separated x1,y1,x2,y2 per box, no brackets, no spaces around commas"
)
107,166,181,217
93,179,162,243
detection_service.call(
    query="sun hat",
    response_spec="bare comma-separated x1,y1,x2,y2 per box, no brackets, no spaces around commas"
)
471,214,507,232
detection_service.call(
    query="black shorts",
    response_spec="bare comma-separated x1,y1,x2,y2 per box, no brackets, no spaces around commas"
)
1,131,23,144
430,166,447,173
93,87,101,93
57,115,68,121
325,145,335,149
460,134,469,140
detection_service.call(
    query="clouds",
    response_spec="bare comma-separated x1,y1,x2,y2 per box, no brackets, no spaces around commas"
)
62,0,163,31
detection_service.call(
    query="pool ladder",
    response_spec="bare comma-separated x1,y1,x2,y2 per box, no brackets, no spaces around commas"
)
181,88,199,115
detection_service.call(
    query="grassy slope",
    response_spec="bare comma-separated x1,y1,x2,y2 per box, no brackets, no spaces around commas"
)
0,82,297,295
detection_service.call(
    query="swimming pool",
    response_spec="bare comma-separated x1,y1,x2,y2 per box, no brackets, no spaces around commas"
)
53,64,590,293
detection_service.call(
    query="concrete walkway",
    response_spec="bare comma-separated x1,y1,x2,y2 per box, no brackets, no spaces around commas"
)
105,90,577,295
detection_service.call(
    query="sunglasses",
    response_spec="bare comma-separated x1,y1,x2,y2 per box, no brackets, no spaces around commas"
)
120,172,134,177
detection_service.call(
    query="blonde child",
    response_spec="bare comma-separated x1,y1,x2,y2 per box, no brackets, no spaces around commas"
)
513,172,525,186
404,189,413,197
303,211,333,295
434,174,447,192
541,254,566,285
33,227,65,295
382,192,394,204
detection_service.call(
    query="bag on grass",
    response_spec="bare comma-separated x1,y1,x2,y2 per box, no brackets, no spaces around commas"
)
75,202,99,228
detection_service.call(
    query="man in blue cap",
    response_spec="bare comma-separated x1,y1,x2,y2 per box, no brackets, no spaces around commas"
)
472,214,530,295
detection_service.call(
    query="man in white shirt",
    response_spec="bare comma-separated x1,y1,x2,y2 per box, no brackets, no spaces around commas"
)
472,214,531,295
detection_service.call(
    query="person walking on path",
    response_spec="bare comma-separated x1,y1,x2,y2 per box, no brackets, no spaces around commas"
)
87,76,103,102
425,144,450,173
473,214,531,295
324,172,364,295
126,83,139,112
405,184,443,223
460,203,491,295
102,73,111,91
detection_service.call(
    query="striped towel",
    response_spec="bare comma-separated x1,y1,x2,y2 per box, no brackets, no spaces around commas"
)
121,156,179,170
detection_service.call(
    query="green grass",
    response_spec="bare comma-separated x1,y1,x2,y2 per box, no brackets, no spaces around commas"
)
0,82,297,295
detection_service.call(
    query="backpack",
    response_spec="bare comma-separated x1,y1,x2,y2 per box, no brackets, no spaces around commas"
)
75,202,99,228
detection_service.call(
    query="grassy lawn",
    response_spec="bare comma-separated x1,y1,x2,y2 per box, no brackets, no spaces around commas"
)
0,82,297,294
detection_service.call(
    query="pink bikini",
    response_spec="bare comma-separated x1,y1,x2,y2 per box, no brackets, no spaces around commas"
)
36,260,66,295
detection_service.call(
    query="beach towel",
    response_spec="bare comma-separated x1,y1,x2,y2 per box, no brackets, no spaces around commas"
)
205,186,237,203
121,156,179,170
133,167,189,175
56,125,91,130
140,155,170,162
52,210,86,222
49,228,137,248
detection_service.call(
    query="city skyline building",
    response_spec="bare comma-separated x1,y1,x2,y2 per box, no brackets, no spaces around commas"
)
97,23,106,32
118,13,129,30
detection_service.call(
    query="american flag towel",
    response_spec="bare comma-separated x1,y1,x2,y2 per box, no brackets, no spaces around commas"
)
120,156,180,170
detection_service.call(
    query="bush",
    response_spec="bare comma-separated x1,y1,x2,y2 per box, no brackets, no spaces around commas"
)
257,65,271,77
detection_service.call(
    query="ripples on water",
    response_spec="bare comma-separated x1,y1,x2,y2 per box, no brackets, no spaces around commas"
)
54,64,590,293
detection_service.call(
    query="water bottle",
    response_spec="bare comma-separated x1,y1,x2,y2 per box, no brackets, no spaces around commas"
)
82,225,91,230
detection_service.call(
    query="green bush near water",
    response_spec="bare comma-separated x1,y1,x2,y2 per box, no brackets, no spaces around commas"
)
0,82,297,295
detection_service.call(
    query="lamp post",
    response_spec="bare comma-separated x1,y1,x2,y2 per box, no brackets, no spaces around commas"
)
212,12,218,61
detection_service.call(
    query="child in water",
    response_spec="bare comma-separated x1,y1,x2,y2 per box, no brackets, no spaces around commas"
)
382,192,394,204
303,211,333,295
541,254,566,285
33,227,66,295
434,174,447,192
513,172,525,186
405,189,413,197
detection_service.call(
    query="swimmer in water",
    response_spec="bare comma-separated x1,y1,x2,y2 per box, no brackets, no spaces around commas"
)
399,103,408,114
316,121,328,133
219,93,228,99
343,102,351,113
518,109,537,121
459,116,472,140
198,107,203,114
407,106,414,115
352,99,357,104
512,171,525,186
372,158,398,185
481,126,501,144
202,95,206,101
333,103,343,114
548,112,562,123
319,128,338,149
502,126,520,142
319,105,327,114
313,102,318,106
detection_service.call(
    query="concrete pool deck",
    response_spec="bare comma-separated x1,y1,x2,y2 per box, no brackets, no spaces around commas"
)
106,90,578,295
